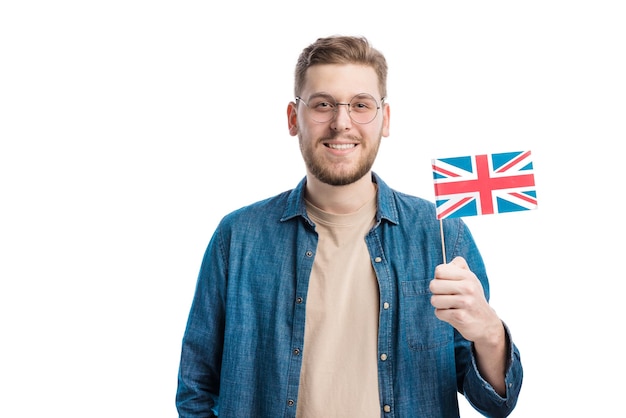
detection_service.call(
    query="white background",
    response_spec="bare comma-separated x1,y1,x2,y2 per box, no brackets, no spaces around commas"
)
1,1,625,416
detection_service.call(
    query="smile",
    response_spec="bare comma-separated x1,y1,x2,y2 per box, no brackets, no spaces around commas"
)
325,143,357,150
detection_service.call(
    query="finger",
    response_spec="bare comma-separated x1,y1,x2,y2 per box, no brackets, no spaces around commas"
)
433,256,470,282
430,293,461,310
449,256,469,270
433,263,464,282
429,277,460,295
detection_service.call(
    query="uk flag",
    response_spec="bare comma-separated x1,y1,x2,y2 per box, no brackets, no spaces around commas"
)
432,150,538,219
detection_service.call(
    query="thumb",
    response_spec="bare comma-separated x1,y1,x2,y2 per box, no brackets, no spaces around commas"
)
449,256,469,270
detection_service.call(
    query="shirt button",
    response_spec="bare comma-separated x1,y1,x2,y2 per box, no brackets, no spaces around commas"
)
380,353,388,361
374,256,382,263
305,250,313,257
287,399,295,407
293,348,301,356
296,297,303,304
383,404,391,413
383,302,390,310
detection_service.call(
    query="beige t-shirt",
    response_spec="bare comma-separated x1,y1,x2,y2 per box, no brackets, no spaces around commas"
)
296,195,380,418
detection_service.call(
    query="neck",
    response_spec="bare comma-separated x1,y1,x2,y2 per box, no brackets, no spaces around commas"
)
305,172,377,215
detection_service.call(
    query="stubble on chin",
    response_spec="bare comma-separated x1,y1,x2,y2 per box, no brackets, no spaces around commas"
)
299,134,379,186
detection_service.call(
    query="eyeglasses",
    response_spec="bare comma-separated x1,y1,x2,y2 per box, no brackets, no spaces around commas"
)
295,93,384,124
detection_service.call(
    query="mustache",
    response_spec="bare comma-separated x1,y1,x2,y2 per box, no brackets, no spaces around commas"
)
321,132,362,142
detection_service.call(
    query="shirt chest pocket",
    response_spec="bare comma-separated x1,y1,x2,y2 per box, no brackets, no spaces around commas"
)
401,280,453,351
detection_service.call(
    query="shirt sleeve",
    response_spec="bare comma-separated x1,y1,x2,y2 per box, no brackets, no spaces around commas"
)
176,226,227,417
447,219,524,417
461,322,523,418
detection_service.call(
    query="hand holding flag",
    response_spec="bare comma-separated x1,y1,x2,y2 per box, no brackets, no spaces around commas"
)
430,256,508,396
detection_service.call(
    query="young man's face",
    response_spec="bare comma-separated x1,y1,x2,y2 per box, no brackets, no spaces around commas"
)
288,64,390,186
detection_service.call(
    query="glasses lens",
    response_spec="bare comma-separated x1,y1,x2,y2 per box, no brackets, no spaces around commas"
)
349,94,379,124
306,95,336,123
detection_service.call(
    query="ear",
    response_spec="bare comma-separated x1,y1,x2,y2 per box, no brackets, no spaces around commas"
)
381,102,390,138
287,102,298,136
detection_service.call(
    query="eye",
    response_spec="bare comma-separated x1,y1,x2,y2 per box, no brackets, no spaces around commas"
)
350,99,376,112
310,98,335,111
316,101,333,109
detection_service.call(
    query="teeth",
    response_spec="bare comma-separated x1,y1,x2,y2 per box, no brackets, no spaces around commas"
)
327,143,356,150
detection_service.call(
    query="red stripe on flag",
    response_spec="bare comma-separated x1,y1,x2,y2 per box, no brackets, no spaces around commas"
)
432,164,462,178
509,192,537,205
438,196,473,219
495,150,532,173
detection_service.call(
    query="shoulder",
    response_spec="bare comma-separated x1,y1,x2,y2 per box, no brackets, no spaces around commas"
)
219,189,292,229
392,189,438,214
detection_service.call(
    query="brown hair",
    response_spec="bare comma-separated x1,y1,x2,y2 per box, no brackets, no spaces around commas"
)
294,35,388,99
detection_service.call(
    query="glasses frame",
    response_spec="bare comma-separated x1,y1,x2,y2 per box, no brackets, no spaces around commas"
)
295,93,385,125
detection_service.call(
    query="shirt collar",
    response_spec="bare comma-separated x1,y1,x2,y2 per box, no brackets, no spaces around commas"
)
281,172,399,226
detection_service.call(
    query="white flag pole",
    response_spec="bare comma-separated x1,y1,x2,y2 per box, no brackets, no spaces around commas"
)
439,219,446,264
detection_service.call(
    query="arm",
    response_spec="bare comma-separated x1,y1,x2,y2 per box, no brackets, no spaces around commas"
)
430,255,523,417
176,231,227,417
430,256,507,394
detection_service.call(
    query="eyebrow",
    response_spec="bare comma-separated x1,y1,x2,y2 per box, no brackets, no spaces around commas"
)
307,92,335,100
306,92,376,101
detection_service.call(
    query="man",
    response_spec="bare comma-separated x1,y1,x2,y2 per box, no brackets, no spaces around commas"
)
176,35,523,417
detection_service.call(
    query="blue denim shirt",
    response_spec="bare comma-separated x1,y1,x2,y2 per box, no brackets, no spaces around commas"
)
176,173,523,417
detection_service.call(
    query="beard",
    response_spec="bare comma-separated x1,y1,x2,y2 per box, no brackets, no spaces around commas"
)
299,132,382,186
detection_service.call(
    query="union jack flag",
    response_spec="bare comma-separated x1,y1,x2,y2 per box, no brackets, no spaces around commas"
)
432,150,537,219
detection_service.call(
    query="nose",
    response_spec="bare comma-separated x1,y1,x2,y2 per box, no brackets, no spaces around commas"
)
331,103,352,131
